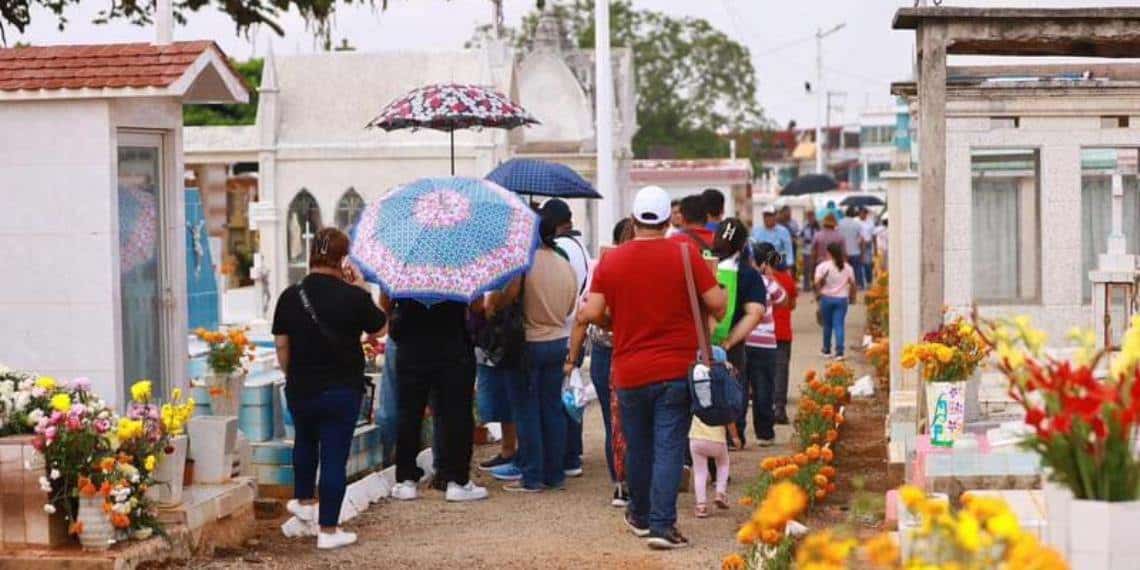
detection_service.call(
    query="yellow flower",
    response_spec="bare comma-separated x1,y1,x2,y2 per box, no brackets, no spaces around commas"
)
900,352,918,369
899,485,925,510
986,510,1021,541
130,380,152,402
955,511,982,552
936,345,955,364
50,393,71,412
35,376,57,391
171,387,183,402
116,418,143,441
144,455,157,471
865,533,899,567
765,481,808,522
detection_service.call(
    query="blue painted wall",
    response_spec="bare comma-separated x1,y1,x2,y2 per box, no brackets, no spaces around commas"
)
185,188,219,332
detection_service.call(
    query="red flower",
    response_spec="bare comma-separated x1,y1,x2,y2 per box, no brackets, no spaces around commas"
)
1052,413,1073,436
1025,407,1046,429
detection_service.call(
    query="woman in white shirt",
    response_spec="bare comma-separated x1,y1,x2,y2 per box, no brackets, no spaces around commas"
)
814,242,857,361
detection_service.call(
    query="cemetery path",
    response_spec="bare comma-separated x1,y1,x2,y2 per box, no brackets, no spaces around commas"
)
179,297,874,569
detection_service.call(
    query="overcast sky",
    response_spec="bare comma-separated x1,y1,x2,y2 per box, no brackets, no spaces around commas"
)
10,0,1135,126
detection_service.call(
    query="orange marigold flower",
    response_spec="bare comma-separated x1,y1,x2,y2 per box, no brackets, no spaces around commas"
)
815,488,827,500
99,482,112,497
736,522,759,544
805,445,821,460
825,429,838,443
722,553,746,570
760,457,779,471
827,482,837,493
805,370,818,381
793,453,809,466
111,513,131,529
820,447,834,462
835,414,846,425
813,474,829,487
761,528,781,545
99,457,115,473
738,496,754,507
820,466,836,479
69,521,84,535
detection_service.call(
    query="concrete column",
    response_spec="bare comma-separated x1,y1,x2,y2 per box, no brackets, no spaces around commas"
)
917,24,947,334
594,0,617,250
884,171,920,394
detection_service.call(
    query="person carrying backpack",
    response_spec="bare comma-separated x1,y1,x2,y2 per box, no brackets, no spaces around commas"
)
669,194,716,258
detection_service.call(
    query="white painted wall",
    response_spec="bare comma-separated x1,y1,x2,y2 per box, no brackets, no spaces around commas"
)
0,98,188,408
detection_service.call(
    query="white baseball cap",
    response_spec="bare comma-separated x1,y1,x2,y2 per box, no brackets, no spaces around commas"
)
631,185,671,225
761,204,778,215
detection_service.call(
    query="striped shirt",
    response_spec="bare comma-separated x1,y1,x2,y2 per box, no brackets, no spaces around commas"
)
746,275,787,349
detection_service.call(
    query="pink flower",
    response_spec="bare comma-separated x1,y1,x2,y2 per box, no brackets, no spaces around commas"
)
66,416,81,431
44,426,56,440
93,418,110,434
71,377,92,391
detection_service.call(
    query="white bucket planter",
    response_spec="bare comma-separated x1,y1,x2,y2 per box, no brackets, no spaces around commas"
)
924,380,966,447
1067,499,1140,569
1043,477,1072,557
77,496,113,551
206,372,245,416
150,435,188,506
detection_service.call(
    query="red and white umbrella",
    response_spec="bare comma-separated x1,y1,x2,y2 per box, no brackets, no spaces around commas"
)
366,83,538,174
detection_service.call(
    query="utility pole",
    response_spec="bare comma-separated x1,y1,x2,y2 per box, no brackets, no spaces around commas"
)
824,90,845,178
491,0,504,39
595,0,616,249
814,22,845,174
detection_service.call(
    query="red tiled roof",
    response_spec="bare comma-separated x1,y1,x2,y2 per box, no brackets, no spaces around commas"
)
0,41,225,92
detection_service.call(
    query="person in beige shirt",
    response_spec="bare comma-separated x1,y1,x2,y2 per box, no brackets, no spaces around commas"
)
487,216,579,492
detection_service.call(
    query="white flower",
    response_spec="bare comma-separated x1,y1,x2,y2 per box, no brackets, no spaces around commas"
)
49,469,61,480
38,476,52,493
42,504,55,514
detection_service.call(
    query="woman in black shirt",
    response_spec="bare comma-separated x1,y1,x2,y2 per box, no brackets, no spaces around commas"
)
272,228,386,550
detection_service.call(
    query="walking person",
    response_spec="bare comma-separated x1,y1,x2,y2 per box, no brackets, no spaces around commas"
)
743,242,788,447
670,194,716,255
815,242,857,361
473,296,524,477
770,250,797,425
710,218,766,448
777,206,800,279
565,218,634,507
751,205,794,272
544,198,593,478
273,228,387,549
837,206,865,290
498,213,579,493
858,207,876,287
799,210,820,292
812,213,845,271
389,294,488,502
581,186,727,550
688,347,731,518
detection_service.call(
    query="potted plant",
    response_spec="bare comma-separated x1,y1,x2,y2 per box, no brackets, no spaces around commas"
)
901,317,989,447
122,381,194,507
193,327,255,416
978,315,1140,569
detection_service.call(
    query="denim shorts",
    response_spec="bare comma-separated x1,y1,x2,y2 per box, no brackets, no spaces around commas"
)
476,363,520,423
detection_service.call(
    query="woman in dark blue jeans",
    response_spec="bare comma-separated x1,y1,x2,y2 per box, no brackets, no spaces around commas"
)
272,228,386,550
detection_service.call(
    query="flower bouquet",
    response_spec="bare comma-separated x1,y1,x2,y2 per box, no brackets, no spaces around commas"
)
120,380,194,506
726,482,809,570
0,369,54,436
193,327,255,415
901,317,990,446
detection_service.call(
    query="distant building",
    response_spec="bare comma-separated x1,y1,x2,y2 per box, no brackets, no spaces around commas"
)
753,125,860,192
858,104,905,192
629,159,753,225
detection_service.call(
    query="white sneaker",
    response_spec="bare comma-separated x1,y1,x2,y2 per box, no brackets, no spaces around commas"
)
316,529,357,550
391,481,419,501
286,499,316,521
445,481,489,502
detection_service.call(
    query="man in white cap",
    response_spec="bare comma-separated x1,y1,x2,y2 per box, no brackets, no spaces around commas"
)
750,205,793,269
580,185,726,550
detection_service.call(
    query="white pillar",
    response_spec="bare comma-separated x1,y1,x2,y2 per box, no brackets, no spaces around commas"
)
814,29,824,175
155,0,173,45
594,0,617,248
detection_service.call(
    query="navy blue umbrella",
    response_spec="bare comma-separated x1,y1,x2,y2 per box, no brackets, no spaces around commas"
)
485,158,602,199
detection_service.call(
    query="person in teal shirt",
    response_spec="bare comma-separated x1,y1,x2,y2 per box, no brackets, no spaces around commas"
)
751,206,793,268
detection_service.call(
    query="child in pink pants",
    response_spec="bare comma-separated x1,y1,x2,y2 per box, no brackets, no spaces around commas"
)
689,416,731,518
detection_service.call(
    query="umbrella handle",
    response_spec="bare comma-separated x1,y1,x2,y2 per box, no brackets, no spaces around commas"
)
450,130,455,175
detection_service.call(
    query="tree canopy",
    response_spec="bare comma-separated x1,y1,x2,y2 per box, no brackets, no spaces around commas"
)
0,0,388,44
468,0,767,159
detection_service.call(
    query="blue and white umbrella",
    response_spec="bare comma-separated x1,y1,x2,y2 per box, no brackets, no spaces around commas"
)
350,177,539,304
486,158,601,199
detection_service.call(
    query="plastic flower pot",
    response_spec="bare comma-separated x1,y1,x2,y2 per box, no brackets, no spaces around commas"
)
77,496,113,551
1067,498,1140,570
151,435,188,506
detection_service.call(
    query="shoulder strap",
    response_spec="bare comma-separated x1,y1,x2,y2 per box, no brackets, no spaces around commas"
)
681,229,712,253
563,235,590,295
298,284,350,349
681,244,712,366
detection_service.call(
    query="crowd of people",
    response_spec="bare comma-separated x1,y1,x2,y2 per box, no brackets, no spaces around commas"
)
269,185,885,551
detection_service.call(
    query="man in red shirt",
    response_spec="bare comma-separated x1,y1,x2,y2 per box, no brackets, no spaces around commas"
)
581,185,726,550
668,194,716,255
771,262,798,425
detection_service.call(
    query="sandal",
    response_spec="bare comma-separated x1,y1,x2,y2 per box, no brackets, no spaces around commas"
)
715,493,729,510
695,503,708,518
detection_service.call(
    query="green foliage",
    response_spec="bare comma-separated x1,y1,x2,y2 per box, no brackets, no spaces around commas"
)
467,0,768,159
0,1,394,45
183,59,262,126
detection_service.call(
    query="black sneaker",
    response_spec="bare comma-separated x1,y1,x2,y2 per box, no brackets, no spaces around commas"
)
478,454,514,471
611,484,630,508
624,512,650,538
647,527,690,550
774,409,790,425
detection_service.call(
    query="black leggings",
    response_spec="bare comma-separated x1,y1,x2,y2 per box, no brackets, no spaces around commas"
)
394,357,476,486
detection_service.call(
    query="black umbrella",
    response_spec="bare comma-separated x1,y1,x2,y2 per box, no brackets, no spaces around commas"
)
840,194,886,209
780,174,838,196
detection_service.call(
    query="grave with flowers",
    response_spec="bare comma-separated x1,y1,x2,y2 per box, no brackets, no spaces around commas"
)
0,369,260,567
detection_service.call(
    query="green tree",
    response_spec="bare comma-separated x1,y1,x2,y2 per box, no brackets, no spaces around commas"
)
0,0,393,45
183,58,261,126
469,0,768,159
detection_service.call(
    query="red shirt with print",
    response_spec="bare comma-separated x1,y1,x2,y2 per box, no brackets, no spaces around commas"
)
590,238,719,389
773,269,797,342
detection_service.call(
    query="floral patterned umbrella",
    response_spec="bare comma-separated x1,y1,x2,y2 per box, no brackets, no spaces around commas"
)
366,83,539,174
350,177,539,305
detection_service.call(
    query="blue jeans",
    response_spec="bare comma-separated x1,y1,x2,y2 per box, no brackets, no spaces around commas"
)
820,296,849,356
565,410,583,471
476,364,518,423
508,339,569,489
848,255,865,289
289,387,362,527
588,343,616,482
745,347,777,440
619,379,691,536
378,338,399,466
